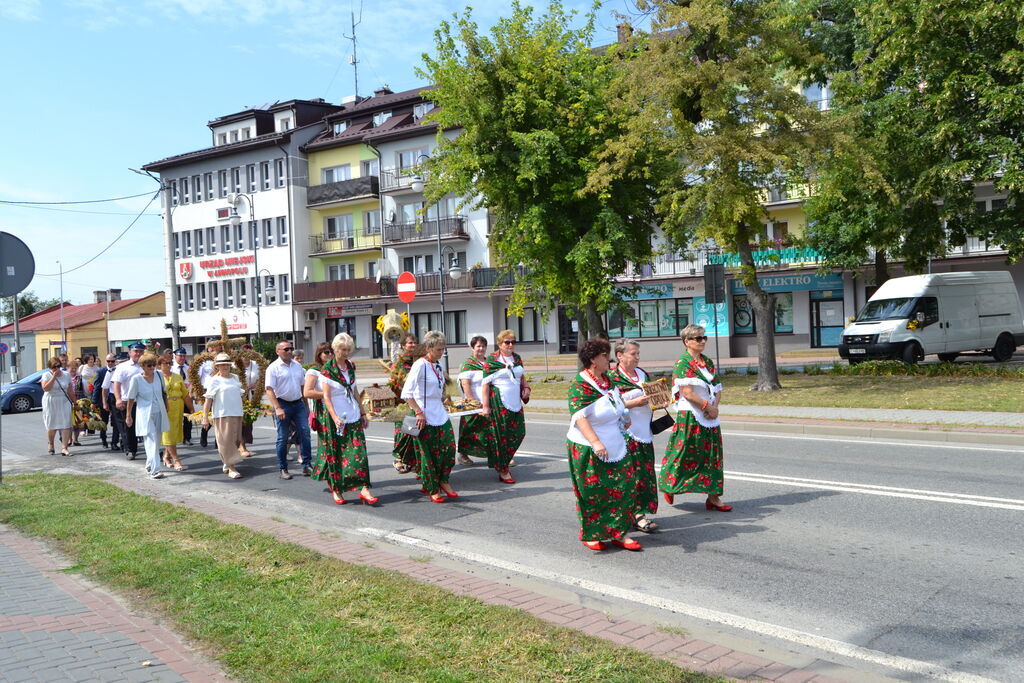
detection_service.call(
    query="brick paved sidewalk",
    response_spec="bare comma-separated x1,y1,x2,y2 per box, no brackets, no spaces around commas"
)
0,526,228,683
100,477,849,682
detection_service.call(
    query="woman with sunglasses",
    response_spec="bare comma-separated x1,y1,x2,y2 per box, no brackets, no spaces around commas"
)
661,325,731,511
480,329,530,481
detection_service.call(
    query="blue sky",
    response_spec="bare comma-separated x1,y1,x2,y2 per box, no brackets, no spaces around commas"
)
0,0,627,309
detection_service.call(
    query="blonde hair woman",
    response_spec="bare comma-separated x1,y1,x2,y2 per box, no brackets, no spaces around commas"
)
200,353,245,479
402,331,458,502
480,328,530,475
125,352,170,480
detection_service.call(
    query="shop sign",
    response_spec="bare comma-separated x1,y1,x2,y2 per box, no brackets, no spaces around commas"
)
619,282,674,300
326,303,375,318
730,272,843,294
692,297,730,337
710,246,824,269
200,255,256,278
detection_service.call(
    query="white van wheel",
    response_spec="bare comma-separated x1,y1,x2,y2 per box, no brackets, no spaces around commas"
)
901,341,922,365
991,333,1016,362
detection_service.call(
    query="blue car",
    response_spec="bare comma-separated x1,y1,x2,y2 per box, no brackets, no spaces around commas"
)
1,369,46,413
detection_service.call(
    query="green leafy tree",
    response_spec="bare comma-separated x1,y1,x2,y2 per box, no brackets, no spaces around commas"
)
418,1,667,338
1,291,62,325
801,0,1024,278
594,0,835,390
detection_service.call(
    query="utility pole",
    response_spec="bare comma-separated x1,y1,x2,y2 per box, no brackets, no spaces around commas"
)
12,293,20,380
58,260,65,353
162,180,181,349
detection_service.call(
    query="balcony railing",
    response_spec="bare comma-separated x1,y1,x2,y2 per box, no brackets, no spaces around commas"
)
308,232,382,255
380,267,526,295
379,167,418,193
306,176,379,207
293,278,380,303
384,216,469,244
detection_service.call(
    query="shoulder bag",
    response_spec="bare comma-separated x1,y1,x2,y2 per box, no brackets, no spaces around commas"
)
400,362,426,437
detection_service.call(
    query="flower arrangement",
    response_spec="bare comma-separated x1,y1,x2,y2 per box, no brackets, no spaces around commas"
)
907,319,920,330
242,399,272,425
376,309,411,342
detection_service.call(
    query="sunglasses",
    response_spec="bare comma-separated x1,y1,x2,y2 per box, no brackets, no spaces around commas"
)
687,336,708,342
281,347,294,352
501,340,517,345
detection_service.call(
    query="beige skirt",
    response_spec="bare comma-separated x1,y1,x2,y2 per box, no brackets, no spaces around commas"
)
211,416,243,467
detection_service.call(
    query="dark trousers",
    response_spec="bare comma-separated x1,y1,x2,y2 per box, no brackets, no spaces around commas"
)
275,399,311,470
183,415,193,443
109,399,137,455
98,406,110,447
105,394,122,449
199,424,215,447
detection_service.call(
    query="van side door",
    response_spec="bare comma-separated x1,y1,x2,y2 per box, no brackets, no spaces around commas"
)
911,296,946,354
942,292,980,352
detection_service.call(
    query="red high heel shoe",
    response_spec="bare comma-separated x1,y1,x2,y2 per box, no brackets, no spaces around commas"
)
663,492,674,504
440,486,459,499
359,490,379,506
611,538,643,551
582,540,605,551
705,499,732,512
498,469,516,484
430,493,446,503
332,494,345,505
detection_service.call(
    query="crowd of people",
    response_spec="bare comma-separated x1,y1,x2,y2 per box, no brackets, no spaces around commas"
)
38,324,729,553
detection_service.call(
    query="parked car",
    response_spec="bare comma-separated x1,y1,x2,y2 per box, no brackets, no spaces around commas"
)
839,271,1024,364
1,369,46,413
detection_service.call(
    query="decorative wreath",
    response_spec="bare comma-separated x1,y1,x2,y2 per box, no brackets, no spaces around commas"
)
186,319,270,402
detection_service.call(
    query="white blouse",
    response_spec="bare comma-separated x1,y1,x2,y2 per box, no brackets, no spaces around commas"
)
674,365,723,429
402,357,450,426
205,374,244,418
484,354,524,412
457,365,485,400
566,373,629,462
322,366,361,426
618,367,653,444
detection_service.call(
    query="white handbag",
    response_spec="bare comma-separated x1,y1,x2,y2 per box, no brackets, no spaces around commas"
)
400,415,421,437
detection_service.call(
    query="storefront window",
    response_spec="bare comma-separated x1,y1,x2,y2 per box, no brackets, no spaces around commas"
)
733,293,793,334
607,298,692,338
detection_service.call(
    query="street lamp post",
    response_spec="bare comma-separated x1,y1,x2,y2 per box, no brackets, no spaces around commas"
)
228,193,259,339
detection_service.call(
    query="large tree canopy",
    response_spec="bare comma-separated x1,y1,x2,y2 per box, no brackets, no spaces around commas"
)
594,0,836,390
1,291,61,326
418,1,666,335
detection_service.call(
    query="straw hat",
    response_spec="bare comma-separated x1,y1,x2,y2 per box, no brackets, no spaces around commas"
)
213,352,232,365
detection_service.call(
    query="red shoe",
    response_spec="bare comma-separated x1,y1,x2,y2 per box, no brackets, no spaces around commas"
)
440,486,459,499
332,494,345,505
663,492,674,504
582,540,605,551
706,499,732,512
430,493,446,503
359,490,379,506
498,469,516,484
611,538,643,551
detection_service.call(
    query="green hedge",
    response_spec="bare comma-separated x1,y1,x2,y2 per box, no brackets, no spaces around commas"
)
814,360,1024,378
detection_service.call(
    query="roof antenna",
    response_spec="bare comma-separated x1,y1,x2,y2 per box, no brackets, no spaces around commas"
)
343,1,363,99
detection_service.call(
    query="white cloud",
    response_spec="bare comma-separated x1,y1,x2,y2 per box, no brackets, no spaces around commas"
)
0,0,41,21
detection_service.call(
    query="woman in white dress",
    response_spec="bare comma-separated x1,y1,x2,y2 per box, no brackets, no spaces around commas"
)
41,356,75,456
125,353,170,479
200,353,245,479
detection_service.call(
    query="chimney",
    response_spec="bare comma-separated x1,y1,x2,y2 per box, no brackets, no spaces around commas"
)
617,23,634,43
109,289,122,302
373,86,393,97
94,290,106,303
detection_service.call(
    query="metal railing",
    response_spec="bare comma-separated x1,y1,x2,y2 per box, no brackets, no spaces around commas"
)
383,216,468,244
293,278,380,303
306,176,379,207
308,232,382,255
379,167,418,192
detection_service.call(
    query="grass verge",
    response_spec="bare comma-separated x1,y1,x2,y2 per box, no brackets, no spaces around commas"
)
0,474,712,683
529,373,1024,413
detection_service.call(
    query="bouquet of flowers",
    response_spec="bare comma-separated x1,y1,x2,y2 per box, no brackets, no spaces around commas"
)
242,399,272,425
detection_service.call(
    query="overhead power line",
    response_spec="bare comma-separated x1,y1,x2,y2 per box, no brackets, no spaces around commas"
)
0,190,155,205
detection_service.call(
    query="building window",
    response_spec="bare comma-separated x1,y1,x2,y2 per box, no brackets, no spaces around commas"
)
322,165,351,183
731,293,794,335
206,227,217,255
210,281,219,309
398,147,430,174
218,133,227,146
260,161,271,190
363,210,380,234
221,225,232,253
180,177,189,204
606,298,694,339
195,229,204,256
237,278,247,306
218,170,228,198
326,316,357,347
504,307,542,343
265,275,276,305
169,179,178,206
247,164,257,192
263,219,274,248
328,264,356,280
232,167,241,193
235,224,245,251
224,280,233,307
802,82,832,111
184,284,194,311
275,158,286,187
365,261,377,279
183,231,192,257
411,311,466,344
243,127,252,139
361,159,379,177
277,217,288,245
251,277,260,306
230,130,239,143
372,110,392,127
173,233,180,259
248,221,258,249
332,121,348,135
325,214,353,240
192,175,201,203
176,285,183,311
204,172,214,200
280,118,291,131
413,102,432,120
280,274,290,303
196,283,206,310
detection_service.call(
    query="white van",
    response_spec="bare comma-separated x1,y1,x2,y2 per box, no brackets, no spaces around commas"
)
838,272,1024,364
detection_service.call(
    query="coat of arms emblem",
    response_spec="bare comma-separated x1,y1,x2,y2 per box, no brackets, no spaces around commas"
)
179,262,193,280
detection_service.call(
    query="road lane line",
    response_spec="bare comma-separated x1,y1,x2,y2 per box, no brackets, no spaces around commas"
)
721,432,1024,453
354,526,994,683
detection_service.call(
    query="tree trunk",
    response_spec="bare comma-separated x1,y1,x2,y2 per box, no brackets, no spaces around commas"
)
583,300,607,340
874,249,889,287
736,242,782,392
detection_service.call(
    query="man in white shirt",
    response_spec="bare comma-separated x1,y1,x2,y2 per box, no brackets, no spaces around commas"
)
265,340,311,479
109,343,145,460
171,347,192,445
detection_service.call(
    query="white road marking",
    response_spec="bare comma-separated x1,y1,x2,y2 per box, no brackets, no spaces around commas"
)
721,431,1024,454
354,526,994,683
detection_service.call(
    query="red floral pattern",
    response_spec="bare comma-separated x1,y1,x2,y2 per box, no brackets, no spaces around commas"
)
567,441,636,542
415,422,457,494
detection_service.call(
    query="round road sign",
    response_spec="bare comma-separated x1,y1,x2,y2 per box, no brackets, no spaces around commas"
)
0,232,35,298
397,271,417,303
0,343,8,354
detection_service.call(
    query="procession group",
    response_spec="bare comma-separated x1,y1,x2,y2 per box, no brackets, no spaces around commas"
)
39,323,728,553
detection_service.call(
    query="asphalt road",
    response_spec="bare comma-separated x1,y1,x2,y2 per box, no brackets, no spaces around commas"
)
2,409,1020,682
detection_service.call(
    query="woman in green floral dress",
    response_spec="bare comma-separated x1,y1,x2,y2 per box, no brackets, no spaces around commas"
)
314,333,378,506
480,329,530,482
610,339,659,532
456,336,500,470
566,338,642,552
402,331,459,502
389,333,421,474
660,325,731,511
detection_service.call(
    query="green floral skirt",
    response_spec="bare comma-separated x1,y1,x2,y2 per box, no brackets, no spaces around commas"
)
313,420,370,492
659,411,724,495
457,412,497,463
567,440,636,542
491,390,524,469
393,423,419,470
627,438,658,515
416,422,456,494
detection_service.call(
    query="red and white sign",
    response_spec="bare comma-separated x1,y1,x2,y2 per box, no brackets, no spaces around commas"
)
179,262,193,280
200,255,254,278
397,271,417,303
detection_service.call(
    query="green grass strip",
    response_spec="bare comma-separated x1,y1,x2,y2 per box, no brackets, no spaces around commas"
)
0,474,713,683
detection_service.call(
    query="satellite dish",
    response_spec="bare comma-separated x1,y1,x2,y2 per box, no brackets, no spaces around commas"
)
0,232,34,298
375,270,383,283
302,266,309,282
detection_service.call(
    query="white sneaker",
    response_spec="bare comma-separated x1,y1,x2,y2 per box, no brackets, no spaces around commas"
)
149,471,165,479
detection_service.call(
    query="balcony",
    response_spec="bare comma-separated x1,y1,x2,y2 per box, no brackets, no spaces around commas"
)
309,232,382,256
379,167,418,193
384,216,469,245
306,176,379,208
293,278,380,303
379,266,526,295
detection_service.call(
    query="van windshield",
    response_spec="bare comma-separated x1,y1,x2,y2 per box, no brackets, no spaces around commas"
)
857,297,916,322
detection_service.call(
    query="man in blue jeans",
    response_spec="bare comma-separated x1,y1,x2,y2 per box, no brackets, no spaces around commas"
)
264,340,311,479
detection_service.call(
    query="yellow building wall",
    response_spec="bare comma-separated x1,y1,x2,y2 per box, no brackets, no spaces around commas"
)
34,294,164,366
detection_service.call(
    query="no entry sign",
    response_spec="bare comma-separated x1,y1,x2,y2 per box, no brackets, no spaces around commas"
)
397,271,417,303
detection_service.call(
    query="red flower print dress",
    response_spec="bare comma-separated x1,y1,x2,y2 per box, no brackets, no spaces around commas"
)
659,352,724,496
